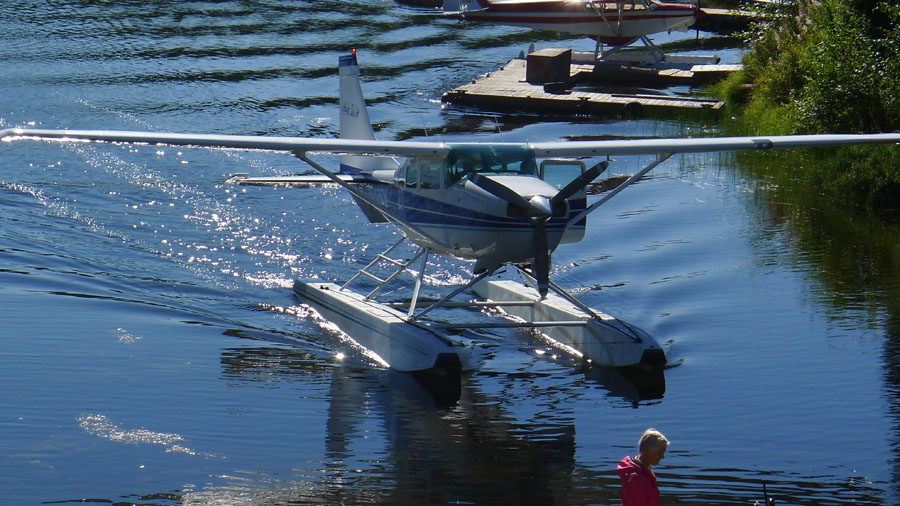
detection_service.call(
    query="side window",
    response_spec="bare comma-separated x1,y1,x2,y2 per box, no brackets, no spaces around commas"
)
540,159,585,190
394,161,407,186
405,162,419,188
420,160,442,189
447,156,472,185
518,156,537,176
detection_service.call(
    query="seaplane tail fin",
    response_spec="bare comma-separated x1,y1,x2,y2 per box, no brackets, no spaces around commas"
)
338,51,393,224
338,51,400,175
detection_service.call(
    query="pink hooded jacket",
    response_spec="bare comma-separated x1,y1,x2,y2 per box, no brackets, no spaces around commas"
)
617,455,661,506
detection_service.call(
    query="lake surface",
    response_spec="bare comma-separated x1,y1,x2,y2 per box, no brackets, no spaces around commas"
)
2,1,899,505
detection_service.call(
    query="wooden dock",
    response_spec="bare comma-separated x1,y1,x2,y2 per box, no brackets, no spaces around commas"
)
695,8,760,35
442,54,735,116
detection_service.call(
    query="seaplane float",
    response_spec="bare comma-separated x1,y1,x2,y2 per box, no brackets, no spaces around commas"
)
3,51,900,395
442,0,706,61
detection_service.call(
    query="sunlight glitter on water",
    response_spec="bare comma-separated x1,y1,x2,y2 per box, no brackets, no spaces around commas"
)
78,414,220,459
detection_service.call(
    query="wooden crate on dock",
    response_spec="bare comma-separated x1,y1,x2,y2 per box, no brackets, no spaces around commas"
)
526,48,572,84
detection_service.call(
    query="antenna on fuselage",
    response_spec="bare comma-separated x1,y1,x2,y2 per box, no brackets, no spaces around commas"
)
420,114,429,138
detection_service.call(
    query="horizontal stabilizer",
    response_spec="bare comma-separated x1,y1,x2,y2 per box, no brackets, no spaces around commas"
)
225,173,372,186
224,173,388,223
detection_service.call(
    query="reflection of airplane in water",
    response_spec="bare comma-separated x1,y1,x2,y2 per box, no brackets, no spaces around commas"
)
215,345,862,505
218,344,583,504
328,369,578,504
5,53,900,402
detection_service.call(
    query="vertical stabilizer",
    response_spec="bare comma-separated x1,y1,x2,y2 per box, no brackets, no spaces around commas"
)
338,51,400,174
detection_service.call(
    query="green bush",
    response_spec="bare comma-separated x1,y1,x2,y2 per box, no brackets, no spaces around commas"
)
714,0,900,210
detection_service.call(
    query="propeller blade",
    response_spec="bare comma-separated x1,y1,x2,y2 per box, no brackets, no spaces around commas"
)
551,161,609,205
469,172,531,210
532,219,550,297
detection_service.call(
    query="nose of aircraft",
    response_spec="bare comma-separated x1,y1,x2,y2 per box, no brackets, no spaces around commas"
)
528,195,552,219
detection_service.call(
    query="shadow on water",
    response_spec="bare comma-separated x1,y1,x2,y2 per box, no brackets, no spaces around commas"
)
585,363,666,404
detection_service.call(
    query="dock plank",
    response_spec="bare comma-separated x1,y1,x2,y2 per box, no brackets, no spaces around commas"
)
442,59,724,116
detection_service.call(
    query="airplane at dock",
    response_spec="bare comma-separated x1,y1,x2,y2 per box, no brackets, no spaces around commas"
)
4,51,900,395
442,0,703,58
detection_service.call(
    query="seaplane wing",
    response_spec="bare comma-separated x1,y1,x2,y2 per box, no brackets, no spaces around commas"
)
4,127,899,161
5,126,898,247
530,134,900,157
0,128,446,158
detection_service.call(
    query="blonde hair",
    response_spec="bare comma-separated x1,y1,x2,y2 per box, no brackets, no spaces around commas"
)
638,428,669,453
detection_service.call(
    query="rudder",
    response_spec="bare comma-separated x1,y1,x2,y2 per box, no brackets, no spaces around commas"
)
338,51,400,174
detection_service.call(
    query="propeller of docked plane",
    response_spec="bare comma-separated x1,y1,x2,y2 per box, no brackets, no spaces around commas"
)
468,160,609,296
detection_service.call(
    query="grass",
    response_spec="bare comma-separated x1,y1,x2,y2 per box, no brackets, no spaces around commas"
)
710,0,900,213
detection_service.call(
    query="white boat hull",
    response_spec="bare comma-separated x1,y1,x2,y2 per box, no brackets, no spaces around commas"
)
293,280,473,374
472,279,666,369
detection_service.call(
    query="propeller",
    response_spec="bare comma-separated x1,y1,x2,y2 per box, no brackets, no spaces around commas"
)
468,161,609,297
469,173,533,212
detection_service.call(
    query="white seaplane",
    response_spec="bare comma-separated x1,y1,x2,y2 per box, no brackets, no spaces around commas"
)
4,52,900,391
443,0,704,60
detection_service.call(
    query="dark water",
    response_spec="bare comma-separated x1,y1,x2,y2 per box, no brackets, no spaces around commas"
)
2,1,899,505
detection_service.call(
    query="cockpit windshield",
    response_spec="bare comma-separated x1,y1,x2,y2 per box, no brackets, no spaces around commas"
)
445,144,537,185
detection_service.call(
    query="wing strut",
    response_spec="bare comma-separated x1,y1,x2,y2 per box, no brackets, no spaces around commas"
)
407,248,431,319
566,152,672,227
340,236,427,301
295,152,446,248
408,269,494,323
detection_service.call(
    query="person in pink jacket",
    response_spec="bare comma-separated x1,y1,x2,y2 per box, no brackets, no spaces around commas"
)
617,428,669,506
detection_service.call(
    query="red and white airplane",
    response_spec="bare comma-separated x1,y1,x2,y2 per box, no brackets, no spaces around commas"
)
443,0,702,56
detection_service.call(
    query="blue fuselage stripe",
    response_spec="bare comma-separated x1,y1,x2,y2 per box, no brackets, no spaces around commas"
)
355,182,584,233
